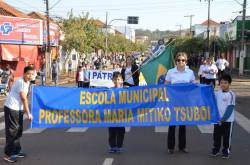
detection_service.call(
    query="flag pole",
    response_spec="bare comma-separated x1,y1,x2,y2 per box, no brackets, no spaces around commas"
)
124,39,176,83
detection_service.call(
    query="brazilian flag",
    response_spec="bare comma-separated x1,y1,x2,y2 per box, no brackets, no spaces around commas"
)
140,45,174,85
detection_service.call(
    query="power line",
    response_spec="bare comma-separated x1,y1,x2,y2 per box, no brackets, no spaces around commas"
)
50,0,63,9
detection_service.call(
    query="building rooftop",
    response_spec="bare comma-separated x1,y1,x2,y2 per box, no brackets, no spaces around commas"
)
0,0,29,17
201,19,219,26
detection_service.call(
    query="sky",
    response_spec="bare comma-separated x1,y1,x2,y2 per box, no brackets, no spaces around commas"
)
4,0,250,31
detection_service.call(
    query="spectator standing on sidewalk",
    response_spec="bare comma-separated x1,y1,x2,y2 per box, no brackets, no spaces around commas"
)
40,59,46,86
68,59,72,77
51,59,59,86
3,66,34,163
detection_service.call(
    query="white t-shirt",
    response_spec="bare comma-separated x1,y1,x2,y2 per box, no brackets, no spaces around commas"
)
124,67,134,85
215,90,235,122
204,64,218,79
216,59,229,71
5,78,30,111
78,70,84,81
165,67,195,84
198,64,207,78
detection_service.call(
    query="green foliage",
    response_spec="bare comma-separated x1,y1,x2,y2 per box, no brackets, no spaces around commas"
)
172,36,233,57
173,36,206,55
62,10,104,56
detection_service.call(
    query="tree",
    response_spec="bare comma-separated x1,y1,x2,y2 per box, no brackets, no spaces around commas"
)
62,11,104,57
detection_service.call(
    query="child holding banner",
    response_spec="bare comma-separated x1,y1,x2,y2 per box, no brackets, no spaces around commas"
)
210,74,235,159
108,72,126,153
3,66,34,163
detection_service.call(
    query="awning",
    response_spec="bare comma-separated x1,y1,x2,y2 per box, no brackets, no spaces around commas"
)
1,44,38,62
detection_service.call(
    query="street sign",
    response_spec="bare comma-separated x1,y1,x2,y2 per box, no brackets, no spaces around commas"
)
127,16,139,24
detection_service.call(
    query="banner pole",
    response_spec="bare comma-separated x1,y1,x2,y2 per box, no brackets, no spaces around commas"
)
124,39,176,83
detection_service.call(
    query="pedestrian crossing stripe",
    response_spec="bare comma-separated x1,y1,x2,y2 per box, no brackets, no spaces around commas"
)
125,127,131,132
23,128,46,134
66,128,88,133
155,126,169,133
235,111,250,134
197,125,214,134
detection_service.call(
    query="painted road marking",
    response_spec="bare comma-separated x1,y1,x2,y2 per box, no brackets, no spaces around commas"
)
197,125,214,134
155,126,168,133
66,128,88,133
235,111,250,134
0,121,4,131
103,158,114,165
125,127,131,132
23,128,46,134
0,112,4,118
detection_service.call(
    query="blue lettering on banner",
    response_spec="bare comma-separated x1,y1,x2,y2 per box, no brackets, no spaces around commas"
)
93,72,97,79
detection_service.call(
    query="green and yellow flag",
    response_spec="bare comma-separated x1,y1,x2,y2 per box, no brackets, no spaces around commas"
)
140,45,174,85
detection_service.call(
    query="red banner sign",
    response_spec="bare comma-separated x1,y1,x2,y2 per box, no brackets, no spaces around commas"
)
0,16,43,45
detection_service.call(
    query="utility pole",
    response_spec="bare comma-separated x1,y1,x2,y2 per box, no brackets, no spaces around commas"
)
184,15,194,36
200,0,212,58
105,11,108,57
176,24,182,36
45,0,51,77
239,0,247,75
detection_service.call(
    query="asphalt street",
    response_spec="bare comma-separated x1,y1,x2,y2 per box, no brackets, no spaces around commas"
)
0,80,249,165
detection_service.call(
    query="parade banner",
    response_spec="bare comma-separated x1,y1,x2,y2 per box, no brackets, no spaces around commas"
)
89,70,114,88
31,84,220,128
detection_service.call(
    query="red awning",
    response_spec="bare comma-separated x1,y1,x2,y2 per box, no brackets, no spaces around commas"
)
1,44,38,63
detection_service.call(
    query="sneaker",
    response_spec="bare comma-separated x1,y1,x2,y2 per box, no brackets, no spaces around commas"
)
108,148,116,153
3,155,17,163
168,149,174,154
15,152,26,158
210,149,220,157
116,148,123,153
179,148,189,153
222,151,229,159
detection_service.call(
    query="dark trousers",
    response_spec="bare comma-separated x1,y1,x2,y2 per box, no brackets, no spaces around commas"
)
213,122,233,152
4,106,24,156
218,69,225,80
108,127,125,148
82,82,90,88
199,76,206,84
168,125,186,150
205,78,216,88
78,81,83,88
78,81,89,88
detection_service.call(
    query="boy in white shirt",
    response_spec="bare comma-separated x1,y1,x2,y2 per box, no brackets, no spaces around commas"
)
3,66,34,163
210,74,235,159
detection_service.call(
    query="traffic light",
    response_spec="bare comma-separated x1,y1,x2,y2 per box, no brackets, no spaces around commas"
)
127,16,139,24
